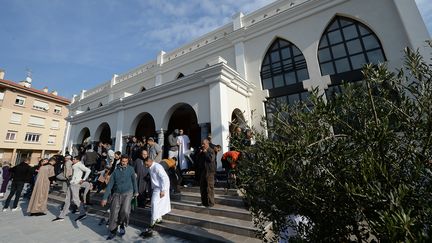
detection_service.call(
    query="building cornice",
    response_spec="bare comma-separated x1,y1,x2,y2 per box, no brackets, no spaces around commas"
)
67,63,255,124
0,79,70,105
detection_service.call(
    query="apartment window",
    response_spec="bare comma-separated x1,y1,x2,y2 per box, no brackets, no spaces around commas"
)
15,96,26,106
10,112,22,124
5,130,17,141
29,115,45,127
0,91,4,100
33,100,49,111
25,133,41,143
54,105,62,114
51,119,60,129
48,135,56,144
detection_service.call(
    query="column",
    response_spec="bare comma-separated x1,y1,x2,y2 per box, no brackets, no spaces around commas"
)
115,110,124,152
109,74,118,102
62,121,71,156
234,41,247,79
199,123,210,141
393,0,431,59
67,122,75,155
209,82,230,170
155,51,165,86
157,128,165,148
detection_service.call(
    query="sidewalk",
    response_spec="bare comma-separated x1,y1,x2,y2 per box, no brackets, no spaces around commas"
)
0,196,190,243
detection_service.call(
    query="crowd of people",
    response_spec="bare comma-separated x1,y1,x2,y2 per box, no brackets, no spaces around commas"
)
0,127,237,240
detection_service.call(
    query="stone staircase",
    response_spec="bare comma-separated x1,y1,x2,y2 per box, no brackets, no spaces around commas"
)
49,183,266,242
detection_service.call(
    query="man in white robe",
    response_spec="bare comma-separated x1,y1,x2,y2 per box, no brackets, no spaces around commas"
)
177,129,190,171
144,158,171,226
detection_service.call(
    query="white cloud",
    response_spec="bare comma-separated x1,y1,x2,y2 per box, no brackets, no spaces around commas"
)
131,0,276,51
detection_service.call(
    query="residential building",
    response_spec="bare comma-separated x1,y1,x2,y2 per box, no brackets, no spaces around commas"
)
0,70,70,165
65,0,430,168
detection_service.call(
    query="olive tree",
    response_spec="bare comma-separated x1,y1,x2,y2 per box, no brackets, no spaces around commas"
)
236,42,432,242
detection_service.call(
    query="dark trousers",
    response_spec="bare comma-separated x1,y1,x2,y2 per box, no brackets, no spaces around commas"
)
200,172,215,207
4,181,25,209
109,192,133,233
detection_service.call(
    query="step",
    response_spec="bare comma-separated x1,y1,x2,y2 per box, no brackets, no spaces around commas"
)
165,208,257,237
171,200,252,221
132,217,261,243
49,191,257,238
181,186,239,196
172,191,245,208
48,193,261,242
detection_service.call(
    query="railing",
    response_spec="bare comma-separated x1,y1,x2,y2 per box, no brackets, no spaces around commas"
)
116,61,157,84
242,0,304,28
163,24,234,64
83,82,110,99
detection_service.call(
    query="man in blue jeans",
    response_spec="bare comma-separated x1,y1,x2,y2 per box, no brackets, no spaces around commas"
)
2,158,33,212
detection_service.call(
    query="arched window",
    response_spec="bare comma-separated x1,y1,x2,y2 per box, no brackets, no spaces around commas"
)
176,73,185,79
318,16,386,77
261,38,309,90
141,86,146,92
260,38,311,117
99,102,103,107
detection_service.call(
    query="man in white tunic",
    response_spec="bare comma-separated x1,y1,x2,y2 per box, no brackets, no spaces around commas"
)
144,158,171,226
177,129,190,171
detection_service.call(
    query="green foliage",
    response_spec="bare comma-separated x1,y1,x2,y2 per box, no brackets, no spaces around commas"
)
236,42,432,242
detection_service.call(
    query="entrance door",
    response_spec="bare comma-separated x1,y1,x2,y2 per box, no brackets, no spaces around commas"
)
15,150,32,165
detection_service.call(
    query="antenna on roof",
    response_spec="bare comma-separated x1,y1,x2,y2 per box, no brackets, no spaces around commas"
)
19,67,32,88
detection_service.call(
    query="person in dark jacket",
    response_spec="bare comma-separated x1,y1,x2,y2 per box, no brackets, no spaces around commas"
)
83,145,98,173
0,162,11,197
3,159,33,211
197,139,216,207
101,155,138,240
134,149,151,208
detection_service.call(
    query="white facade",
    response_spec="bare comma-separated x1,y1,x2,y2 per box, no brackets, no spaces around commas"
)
66,0,430,163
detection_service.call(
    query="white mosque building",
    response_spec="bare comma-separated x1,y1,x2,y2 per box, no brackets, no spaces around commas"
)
64,0,430,162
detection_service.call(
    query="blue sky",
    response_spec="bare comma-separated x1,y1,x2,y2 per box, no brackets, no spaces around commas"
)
0,0,430,99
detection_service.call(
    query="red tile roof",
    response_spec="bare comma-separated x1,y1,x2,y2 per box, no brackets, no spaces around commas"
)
0,78,70,105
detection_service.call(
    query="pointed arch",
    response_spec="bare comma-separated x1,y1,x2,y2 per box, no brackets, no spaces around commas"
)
176,73,185,79
260,37,309,91
140,86,146,92
260,37,311,119
99,102,103,107
318,15,386,77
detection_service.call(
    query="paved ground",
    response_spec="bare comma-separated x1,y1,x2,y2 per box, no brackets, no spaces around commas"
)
0,196,190,243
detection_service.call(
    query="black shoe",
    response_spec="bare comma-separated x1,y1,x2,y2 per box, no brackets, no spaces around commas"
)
140,228,153,238
119,225,126,236
75,214,87,221
106,232,116,240
52,217,64,222
98,218,106,226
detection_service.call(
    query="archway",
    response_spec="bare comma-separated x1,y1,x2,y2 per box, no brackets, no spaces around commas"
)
230,108,247,134
166,103,200,150
131,113,156,142
94,122,112,144
76,127,91,145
